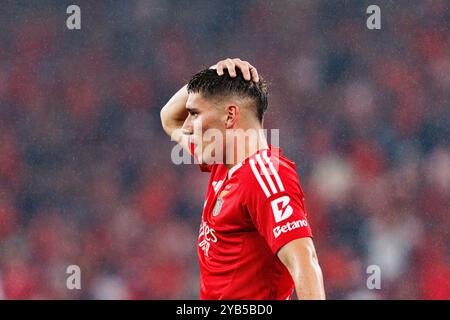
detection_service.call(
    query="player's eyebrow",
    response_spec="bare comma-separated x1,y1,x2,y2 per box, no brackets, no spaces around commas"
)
186,105,199,112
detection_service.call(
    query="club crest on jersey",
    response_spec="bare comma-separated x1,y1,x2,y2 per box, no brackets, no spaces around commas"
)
213,198,223,216
213,190,229,216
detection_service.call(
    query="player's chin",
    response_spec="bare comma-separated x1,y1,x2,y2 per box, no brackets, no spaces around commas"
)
198,150,217,165
198,154,212,165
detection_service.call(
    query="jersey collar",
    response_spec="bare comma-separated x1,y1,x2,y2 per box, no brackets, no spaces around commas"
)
227,162,243,179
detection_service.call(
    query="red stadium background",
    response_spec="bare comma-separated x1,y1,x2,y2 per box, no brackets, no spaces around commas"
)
0,0,449,299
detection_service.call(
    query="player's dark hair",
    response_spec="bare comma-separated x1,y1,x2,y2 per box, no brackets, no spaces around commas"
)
187,68,268,123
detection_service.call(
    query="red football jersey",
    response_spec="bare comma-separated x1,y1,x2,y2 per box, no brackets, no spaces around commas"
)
193,144,312,300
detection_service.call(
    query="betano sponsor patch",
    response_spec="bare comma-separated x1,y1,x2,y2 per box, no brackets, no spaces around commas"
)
273,219,308,238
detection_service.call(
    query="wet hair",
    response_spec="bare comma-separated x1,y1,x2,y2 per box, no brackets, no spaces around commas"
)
187,68,268,123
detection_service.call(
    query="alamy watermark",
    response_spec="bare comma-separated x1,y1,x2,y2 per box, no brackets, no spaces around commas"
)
66,265,81,290
65,5,382,32
366,265,381,290
66,5,81,30
366,5,381,30
170,124,280,170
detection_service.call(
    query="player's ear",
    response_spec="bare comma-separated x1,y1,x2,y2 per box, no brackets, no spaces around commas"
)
225,105,239,129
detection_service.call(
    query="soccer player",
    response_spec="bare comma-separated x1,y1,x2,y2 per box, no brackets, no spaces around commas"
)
160,58,325,299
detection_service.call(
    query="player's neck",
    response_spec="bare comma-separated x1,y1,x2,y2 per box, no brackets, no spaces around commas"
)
224,128,269,169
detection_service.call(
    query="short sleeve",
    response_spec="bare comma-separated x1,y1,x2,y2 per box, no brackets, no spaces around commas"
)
245,153,312,254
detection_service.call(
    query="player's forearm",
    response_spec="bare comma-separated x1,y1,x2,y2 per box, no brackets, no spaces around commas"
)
160,84,189,136
278,238,326,300
292,257,325,300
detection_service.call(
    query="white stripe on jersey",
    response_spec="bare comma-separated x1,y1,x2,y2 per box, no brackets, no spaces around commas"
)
255,154,278,194
250,151,286,198
249,158,271,197
213,180,224,194
262,150,285,192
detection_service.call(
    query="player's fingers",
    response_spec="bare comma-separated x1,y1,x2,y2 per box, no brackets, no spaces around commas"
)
224,59,237,77
214,62,225,76
248,63,260,83
235,60,252,81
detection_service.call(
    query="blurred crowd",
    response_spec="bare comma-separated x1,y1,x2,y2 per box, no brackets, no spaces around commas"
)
0,0,449,299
